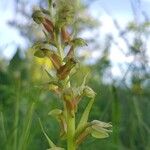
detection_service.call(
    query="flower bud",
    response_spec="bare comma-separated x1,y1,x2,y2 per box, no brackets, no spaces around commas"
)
42,18,54,33
91,120,112,128
49,84,58,92
83,86,96,98
48,53,62,70
62,88,74,101
90,120,112,139
61,26,71,43
57,58,77,80
32,10,44,24
65,46,74,60
34,50,45,58
71,38,87,47
48,109,62,117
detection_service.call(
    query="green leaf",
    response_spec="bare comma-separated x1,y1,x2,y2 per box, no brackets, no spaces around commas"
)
39,119,56,148
48,109,67,140
71,38,87,47
47,147,65,150
59,114,67,140
81,74,89,87
48,109,62,117
34,50,45,58
76,98,95,133
75,126,91,145
0,112,7,141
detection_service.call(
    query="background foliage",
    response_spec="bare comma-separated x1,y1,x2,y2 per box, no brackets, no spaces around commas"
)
0,0,150,150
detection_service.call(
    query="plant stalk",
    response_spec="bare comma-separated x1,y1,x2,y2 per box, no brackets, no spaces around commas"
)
67,110,75,150
56,28,76,150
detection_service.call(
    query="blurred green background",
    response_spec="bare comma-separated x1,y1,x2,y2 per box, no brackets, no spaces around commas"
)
0,0,150,150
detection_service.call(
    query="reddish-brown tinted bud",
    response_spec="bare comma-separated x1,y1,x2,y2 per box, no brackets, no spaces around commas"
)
42,18,54,39
66,45,74,59
57,58,76,80
61,26,71,43
47,52,62,70
41,49,62,70
67,100,77,110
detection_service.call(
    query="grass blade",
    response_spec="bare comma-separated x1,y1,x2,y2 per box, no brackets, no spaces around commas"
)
18,102,35,150
39,118,56,148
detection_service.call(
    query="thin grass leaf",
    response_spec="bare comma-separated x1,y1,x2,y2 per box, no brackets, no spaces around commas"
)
0,112,7,141
13,83,20,150
39,118,56,148
18,103,35,150
47,147,65,150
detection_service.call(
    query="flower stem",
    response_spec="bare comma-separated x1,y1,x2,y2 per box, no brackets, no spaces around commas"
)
66,77,76,150
56,28,76,150
67,110,75,150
